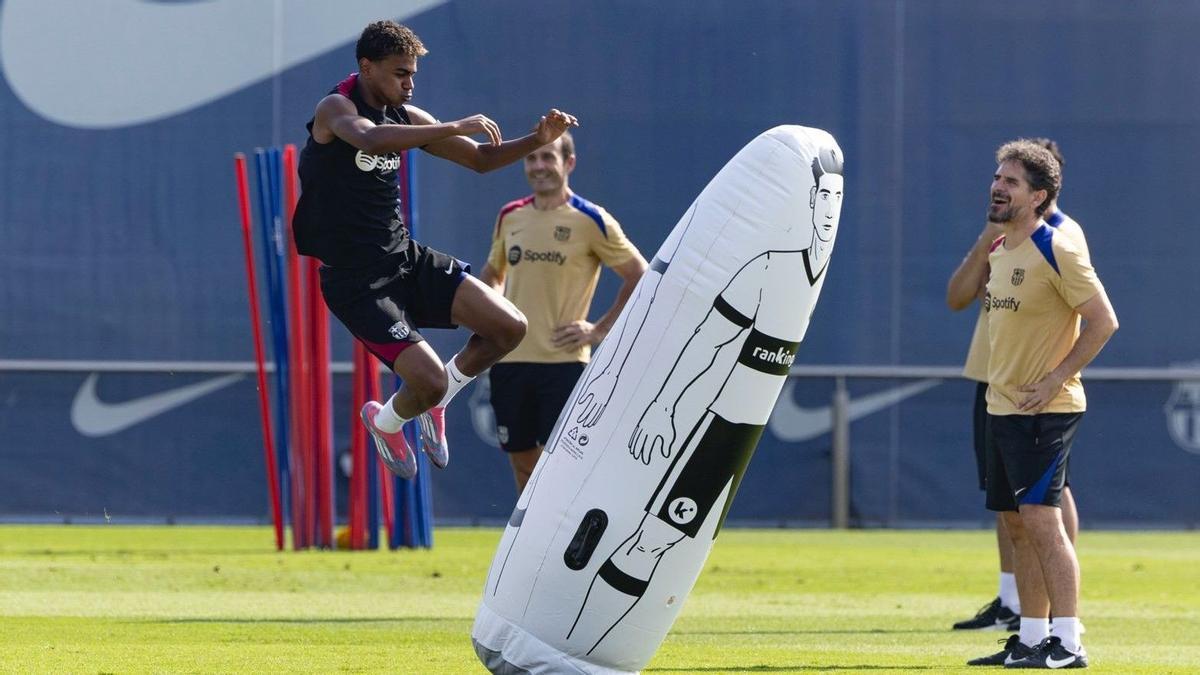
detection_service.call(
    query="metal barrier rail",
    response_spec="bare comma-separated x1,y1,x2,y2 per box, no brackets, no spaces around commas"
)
0,359,359,374
4,360,1198,528
4,359,1195,380
787,365,1200,528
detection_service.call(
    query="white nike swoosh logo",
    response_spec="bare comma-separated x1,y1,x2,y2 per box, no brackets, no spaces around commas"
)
71,373,243,437
1045,654,1079,668
0,0,448,129
768,379,942,442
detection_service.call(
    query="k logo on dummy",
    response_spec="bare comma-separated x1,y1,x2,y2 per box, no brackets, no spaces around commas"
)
472,126,846,674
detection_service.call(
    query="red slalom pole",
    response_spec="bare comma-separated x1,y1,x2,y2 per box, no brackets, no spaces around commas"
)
368,362,396,541
234,153,284,551
310,256,335,547
350,344,367,549
282,145,309,549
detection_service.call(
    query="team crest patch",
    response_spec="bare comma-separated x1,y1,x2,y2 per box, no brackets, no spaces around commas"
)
388,320,411,340
1165,366,1200,455
1011,268,1025,286
554,225,572,242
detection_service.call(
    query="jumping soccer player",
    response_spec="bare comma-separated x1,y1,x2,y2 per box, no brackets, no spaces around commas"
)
292,20,577,478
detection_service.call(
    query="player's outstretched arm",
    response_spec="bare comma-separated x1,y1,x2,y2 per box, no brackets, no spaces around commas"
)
314,95,495,154
414,107,579,173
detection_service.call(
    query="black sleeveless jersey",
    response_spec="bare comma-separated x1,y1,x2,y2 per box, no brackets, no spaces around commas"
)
293,73,410,268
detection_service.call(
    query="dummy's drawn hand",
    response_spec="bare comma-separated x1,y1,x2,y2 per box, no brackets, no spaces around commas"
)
628,400,675,465
455,114,502,145
573,369,617,427
534,109,579,145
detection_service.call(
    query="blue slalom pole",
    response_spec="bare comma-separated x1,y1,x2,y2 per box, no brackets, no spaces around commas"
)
265,147,293,514
252,149,292,532
407,151,434,548
417,451,433,547
390,476,403,549
394,411,419,548
266,148,294,541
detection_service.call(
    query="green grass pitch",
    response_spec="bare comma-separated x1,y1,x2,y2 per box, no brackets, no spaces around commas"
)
0,526,1196,673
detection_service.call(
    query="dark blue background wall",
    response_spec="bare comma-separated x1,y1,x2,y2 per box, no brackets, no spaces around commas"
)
2,1,1197,526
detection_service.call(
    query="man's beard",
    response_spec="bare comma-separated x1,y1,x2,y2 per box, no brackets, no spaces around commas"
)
987,203,1015,223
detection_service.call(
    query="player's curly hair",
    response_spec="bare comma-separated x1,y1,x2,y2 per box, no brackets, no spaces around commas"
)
996,139,1061,215
356,21,428,62
1030,137,1065,171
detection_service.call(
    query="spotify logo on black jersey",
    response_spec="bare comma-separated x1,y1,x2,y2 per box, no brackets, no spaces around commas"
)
508,245,523,265
354,149,401,172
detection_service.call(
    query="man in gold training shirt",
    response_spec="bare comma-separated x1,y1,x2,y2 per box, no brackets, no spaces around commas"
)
967,140,1117,669
481,132,646,493
947,139,1083,634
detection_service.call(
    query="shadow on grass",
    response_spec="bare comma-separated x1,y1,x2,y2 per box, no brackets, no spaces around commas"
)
652,662,940,667
674,629,947,636
136,617,468,625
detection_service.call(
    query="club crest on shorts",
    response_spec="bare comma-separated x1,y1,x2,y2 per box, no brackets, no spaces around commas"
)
388,320,411,340
1011,268,1025,286
554,225,572,242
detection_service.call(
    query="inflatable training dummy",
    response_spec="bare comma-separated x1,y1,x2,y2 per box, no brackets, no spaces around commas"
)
473,125,845,674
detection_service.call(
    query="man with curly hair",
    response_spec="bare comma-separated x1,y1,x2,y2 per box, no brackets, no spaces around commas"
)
947,139,1084,635
963,140,1117,669
293,20,578,479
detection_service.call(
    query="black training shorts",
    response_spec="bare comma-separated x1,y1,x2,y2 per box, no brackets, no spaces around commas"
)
972,381,993,491
986,412,1082,512
489,361,585,452
319,238,468,366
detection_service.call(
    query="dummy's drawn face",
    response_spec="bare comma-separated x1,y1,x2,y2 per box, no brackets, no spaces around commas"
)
810,173,844,243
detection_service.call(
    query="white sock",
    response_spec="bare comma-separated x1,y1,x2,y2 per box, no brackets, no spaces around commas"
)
1051,617,1082,652
373,395,410,433
437,356,475,408
1019,617,1050,648
999,572,1021,613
